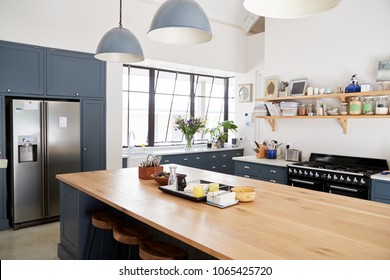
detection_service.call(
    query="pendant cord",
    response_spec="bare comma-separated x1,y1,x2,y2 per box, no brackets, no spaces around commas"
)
119,0,123,28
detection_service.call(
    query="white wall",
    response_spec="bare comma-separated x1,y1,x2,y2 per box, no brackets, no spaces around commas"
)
0,0,248,169
259,0,390,162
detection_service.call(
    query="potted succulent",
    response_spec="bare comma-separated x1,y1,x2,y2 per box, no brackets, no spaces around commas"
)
206,120,238,148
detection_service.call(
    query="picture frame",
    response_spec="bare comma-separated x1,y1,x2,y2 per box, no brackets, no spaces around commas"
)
264,76,279,98
289,79,308,96
238,83,252,102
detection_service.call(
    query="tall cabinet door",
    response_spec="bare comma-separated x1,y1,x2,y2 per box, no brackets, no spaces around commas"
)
0,41,44,95
81,100,105,171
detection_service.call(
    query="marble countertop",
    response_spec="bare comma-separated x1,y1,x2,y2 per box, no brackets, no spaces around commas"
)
232,155,293,167
371,172,390,182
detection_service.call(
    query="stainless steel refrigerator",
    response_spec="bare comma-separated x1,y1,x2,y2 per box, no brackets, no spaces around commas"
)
9,99,81,229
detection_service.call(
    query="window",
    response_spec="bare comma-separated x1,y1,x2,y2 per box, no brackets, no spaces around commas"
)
123,65,235,147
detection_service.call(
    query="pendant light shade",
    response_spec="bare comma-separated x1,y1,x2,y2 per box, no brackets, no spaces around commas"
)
243,0,341,19
148,0,213,45
95,0,144,63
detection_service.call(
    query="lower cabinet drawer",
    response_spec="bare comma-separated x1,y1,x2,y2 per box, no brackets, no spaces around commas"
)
235,162,260,176
260,165,287,181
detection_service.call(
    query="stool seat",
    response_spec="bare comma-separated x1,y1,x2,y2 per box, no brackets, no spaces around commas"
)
139,240,187,260
92,211,122,229
113,222,153,245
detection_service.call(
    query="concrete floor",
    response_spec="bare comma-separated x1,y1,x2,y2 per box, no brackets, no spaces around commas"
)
0,222,59,260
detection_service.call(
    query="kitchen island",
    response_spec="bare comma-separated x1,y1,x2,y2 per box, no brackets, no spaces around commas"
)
56,165,390,260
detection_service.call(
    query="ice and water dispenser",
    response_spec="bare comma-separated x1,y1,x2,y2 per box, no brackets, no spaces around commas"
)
18,136,38,163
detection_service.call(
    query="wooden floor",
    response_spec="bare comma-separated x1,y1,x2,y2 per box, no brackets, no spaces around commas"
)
0,222,59,260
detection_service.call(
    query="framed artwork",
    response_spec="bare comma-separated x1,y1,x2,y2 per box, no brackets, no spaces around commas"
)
377,60,390,82
289,79,307,96
238,83,252,102
264,76,279,98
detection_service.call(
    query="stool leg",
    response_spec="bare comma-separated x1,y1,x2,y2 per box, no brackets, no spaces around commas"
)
87,227,97,259
99,229,104,259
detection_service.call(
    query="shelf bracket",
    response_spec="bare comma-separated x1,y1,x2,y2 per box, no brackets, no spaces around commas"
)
339,118,348,134
267,118,276,131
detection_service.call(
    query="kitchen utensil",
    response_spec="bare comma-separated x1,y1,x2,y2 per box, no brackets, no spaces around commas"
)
231,187,256,202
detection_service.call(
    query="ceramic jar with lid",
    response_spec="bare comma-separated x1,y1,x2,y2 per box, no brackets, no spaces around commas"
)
349,97,362,115
375,96,389,115
362,96,376,115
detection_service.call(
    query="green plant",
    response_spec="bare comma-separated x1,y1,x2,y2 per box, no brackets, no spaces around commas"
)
206,120,237,143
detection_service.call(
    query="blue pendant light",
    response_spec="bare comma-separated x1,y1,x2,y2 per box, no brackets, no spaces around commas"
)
243,0,341,19
148,0,213,45
95,0,144,63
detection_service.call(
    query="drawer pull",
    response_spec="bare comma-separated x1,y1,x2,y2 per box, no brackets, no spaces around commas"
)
212,166,216,169
195,157,201,160
164,160,170,163
222,154,227,157
212,155,217,158
244,175,250,178
184,158,188,161
270,170,277,173
244,166,250,169
222,165,226,168
270,180,276,183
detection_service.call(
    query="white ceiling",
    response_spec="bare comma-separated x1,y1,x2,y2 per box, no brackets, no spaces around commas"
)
145,0,251,28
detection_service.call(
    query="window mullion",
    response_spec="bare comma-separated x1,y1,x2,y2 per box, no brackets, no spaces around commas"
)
148,69,156,146
164,72,178,142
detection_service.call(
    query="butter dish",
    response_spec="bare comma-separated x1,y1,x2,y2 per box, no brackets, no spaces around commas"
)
206,191,236,207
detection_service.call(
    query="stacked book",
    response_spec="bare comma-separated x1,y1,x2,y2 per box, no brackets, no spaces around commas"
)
265,102,282,116
253,103,269,116
280,102,300,116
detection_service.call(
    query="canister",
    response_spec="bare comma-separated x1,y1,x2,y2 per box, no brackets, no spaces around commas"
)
340,103,348,115
349,97,361,115
375,96,389,115
362,97,375,115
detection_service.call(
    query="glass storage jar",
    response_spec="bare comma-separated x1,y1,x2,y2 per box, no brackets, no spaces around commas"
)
298,104,307,116
340,103,348,115
349,97,361,115
362,96,375,115
375,96,389,115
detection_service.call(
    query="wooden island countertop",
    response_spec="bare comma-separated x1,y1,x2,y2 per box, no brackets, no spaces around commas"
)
56,165,390,260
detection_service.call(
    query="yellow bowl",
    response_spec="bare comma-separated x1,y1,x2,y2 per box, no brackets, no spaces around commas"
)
231,187,256,202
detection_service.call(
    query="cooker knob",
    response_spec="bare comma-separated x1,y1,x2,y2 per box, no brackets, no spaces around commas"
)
340,175,345,181
327,174,332,180
304,170,308,176
353,177,358,184
346,176,352,182
293,169,298,174
333,174,339,180
288,168,293,173
360,178,366,185
309,171,314,177
299,170,303,175
315,172,320,178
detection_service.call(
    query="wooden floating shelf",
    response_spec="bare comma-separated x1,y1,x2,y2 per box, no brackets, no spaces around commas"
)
255,90,390,103
255,115,390,134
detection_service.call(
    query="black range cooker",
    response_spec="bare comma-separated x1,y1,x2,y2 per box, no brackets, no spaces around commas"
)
287,153,389,200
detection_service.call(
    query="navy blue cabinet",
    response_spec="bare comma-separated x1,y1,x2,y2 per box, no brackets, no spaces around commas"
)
0,41,44,95
47,49,105,99
371,179,390,204
235,161,287,184
82,100,106,171
160,149,243,175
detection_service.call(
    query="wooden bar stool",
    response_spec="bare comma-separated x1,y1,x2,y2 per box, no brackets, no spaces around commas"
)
87,211,122,259
113,222,153,259
139,240,188,260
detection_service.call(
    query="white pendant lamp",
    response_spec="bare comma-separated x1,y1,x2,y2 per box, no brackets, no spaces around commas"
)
95,0,144,63
148,0,213,45
243,0,341,19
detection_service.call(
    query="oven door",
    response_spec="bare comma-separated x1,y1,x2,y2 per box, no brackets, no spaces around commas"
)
288,177,325,192
325,183,369,200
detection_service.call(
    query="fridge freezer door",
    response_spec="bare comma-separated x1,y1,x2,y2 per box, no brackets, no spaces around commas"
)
45,101,81,217
11,100,44,224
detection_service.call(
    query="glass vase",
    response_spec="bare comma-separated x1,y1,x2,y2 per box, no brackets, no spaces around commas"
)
184,135,194,150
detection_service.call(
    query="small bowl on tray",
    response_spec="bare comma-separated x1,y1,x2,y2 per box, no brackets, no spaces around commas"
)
150,172,170,185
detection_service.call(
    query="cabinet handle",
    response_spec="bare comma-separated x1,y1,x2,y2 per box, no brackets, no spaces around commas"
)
195,157,200,160
83,147,87,151
244,175,250,178
244,165,250,169
270,180,276,183
7,89,11,92
212,166,216,169
222,165,226,168
184,158,188,161
164,160,170,163
222,154,227,157
270,170,277,173
212,155,217,158
75,92,80,96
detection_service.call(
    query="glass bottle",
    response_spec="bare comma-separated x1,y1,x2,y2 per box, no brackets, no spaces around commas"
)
168,165,178,188
340,103,348,115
